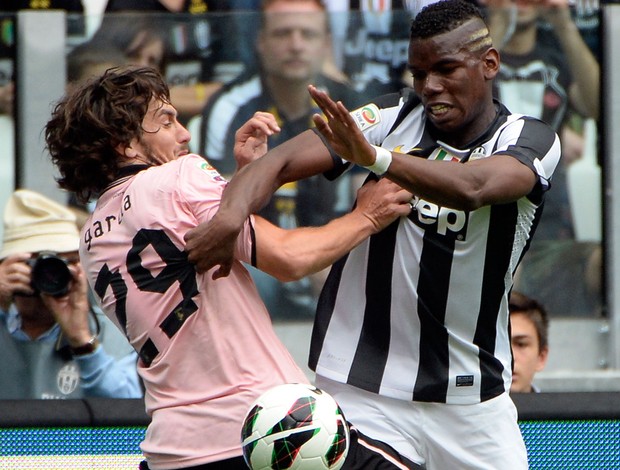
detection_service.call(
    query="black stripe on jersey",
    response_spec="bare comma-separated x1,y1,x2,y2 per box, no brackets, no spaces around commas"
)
347,219,401,392
475,202,519,402
139,339,158,367
496,117,557,206
507,116,557,166
93,263,128,334
309,254,350,371
413,230,454,402
249,218,257,267
386,89,420,137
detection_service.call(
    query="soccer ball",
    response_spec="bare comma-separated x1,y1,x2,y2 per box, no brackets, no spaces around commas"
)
241,383,350,470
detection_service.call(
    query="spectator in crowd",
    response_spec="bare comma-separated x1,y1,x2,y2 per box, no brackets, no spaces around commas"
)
45,65,416,469
102,1,273,121
196,0,364,318
88,13,223,123
323,0,419,96
184,1,561,467
483,0,602,317
0,189,142,399
484,0,599,240
509,291,550,393
87,16,168,72
197,0,362,174
66,42,128,89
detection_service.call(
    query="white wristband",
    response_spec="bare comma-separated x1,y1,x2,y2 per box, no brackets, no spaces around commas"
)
363,145,392,175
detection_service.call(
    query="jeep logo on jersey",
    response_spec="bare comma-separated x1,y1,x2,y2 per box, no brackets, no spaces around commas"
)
350,104,381,131
410,197,468,240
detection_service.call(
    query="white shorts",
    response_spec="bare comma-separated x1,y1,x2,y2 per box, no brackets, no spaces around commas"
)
315,375,528,470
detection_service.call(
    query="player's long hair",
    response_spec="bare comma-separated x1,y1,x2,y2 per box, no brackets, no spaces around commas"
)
45,65,170,204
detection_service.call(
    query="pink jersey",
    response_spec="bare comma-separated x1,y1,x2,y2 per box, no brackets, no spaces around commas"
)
80,155,309,469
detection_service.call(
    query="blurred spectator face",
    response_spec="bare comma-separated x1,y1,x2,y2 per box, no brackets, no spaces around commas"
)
514,0,542,28
510,312,549,393
258,0,330,83
126,30,165,69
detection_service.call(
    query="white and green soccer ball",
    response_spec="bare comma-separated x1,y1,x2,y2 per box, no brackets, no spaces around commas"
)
241,383,350,470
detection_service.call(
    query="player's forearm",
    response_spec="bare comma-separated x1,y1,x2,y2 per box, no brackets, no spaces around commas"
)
219,130,334,229
386,153,538,210
259,211,378,282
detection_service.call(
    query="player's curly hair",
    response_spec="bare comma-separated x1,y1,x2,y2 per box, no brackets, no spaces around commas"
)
45,65,170,204
410,0,485,40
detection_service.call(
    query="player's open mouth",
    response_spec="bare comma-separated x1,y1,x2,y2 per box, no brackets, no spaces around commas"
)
428,104,450,116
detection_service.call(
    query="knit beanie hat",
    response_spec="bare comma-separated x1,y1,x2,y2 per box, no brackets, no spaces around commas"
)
0,189,79,259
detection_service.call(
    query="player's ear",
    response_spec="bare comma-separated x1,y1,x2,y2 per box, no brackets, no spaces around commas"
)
115,142,138,158
482,47,500,80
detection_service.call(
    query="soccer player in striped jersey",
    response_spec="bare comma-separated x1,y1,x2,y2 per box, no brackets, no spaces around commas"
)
185,0,561,468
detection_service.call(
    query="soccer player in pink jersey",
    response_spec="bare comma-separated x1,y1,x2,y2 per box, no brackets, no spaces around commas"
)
45,65,418,470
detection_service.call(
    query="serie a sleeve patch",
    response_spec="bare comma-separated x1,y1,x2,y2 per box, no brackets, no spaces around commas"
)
350,103,381,132
197,159,227,182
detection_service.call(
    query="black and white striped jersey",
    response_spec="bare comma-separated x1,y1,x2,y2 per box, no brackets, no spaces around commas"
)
310,89,561,405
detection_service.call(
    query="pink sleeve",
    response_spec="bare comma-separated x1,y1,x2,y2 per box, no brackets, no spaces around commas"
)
178,155,255,264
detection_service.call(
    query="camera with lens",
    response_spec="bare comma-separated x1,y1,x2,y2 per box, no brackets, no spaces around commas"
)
27,252,73,297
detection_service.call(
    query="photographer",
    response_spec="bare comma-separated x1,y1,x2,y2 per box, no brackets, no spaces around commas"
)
0,189,142,399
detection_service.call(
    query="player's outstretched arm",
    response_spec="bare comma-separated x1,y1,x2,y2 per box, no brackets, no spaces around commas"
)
185,129,334,277
309,84,549,211
254,178,412,281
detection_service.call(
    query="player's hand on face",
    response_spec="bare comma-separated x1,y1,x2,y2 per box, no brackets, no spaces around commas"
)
0,254,35,308
40,262,92,346
308,85,377,167
354,178,413,232
233,111,281,171
185,213,240,277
